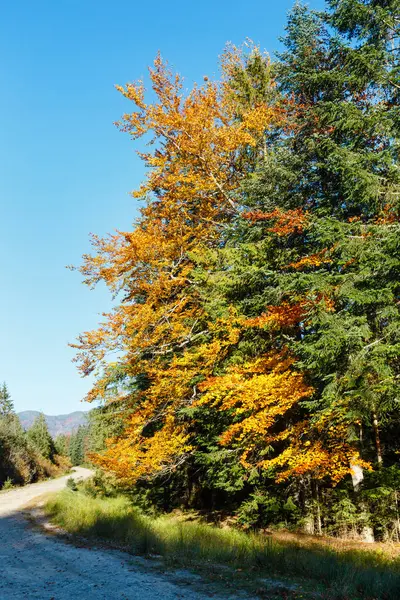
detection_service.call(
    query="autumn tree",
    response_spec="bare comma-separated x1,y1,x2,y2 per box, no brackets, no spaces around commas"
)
73,44,282,486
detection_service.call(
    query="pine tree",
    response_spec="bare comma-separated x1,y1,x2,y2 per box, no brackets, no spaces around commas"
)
54,433,69,457
0,382,14,416
27,413,56,460
69,426,87,466
220,2,400,484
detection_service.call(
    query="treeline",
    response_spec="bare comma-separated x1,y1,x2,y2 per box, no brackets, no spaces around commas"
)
53,406,121,467
0,384,70,488
73,0,400,541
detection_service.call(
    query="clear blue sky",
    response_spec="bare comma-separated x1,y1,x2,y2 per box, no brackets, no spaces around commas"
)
0,0,324,415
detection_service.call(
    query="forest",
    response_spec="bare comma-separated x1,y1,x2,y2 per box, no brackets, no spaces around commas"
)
67,0,400,544
0,383,72,486
0,382,95,486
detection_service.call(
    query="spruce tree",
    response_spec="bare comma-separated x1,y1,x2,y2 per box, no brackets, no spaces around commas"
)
69,426,87,466
54,433,69,457
225,1,400,481
27,413,56,460
0,382,14,416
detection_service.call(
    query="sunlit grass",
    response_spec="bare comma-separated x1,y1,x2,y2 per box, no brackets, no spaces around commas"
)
45,490,400,599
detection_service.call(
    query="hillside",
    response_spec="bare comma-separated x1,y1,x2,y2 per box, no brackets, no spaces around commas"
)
18,411,88,437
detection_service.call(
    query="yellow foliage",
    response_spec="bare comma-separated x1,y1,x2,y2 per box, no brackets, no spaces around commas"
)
74,46,361,488
74,46,282,483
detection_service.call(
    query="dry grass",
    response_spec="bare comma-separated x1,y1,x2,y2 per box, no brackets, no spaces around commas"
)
271,530,400,560
44,490,400,599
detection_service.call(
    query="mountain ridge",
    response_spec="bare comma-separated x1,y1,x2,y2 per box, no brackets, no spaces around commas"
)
18,410,88,437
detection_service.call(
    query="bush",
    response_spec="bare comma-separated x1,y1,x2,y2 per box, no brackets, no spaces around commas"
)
2,477,14,490
236,490,300,529
66,477,78,491
79,470,118,498
53,454,72,473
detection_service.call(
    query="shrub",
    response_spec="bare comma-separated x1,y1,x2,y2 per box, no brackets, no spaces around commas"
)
236,490,300,529
2,477,14,490
66,477,78,491
79,471,118,498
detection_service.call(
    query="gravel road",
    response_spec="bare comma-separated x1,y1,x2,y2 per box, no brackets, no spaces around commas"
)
0,468,238,599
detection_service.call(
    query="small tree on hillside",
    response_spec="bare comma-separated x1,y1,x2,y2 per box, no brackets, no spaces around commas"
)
27,413,55,460
0,382,14,416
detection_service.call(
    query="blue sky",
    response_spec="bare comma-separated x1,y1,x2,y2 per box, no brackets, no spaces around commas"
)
0,0,324,415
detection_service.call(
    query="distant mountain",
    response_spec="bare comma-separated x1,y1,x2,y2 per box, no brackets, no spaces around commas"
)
18,410,88,437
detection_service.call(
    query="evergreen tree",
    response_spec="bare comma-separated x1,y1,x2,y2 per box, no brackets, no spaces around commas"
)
0,382,14,416
87,404,125,454
54,433,69,457
27,413,56,460
216,1,400,481
69,426,87,466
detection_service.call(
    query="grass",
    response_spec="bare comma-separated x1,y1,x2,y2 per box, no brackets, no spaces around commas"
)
44,490,400,599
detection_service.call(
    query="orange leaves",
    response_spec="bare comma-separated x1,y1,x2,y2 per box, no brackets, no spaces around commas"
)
116,49,280,223
88,315,246,484
375,202,400,225
93,415,192,485
245,294,335,332
287,248,333,270
240,104,278,138
197,348,367,484
73,46,304,486
259,401,372,484
260,415,371,484
260,439,354,484
245,301,307,330
194,335,359,484
243,208,308,236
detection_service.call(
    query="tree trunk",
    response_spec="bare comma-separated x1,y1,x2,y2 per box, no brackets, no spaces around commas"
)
372,408,383,467
312,479,322,535
394,490,400,542
301,476,314,534
350,458,374,542
350,459,364,492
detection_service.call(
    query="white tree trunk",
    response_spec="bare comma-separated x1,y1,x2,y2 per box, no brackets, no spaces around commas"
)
350,460,374,543
350,461,364,492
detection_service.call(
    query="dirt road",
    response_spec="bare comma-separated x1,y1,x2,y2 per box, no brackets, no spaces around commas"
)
0,468,237,599
0,467,93,516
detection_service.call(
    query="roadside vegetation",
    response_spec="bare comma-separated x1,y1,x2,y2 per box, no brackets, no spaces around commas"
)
45,483,400,600
0,383,70,489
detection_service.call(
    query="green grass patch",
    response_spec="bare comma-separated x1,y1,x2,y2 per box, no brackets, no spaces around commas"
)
45,490,400,599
